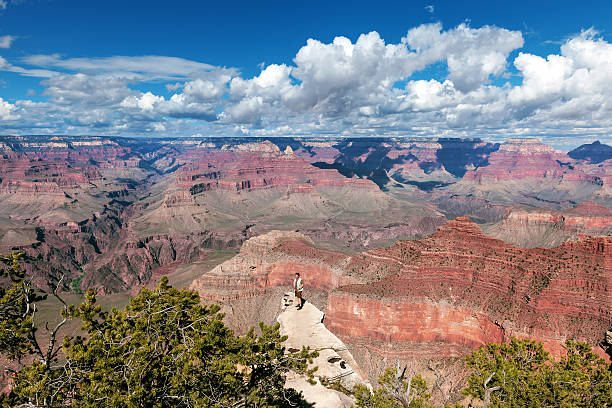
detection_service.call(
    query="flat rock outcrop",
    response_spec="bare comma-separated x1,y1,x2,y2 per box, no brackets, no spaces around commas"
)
279,292,367,407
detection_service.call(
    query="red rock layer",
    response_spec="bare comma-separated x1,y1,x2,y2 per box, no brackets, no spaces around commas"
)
463,139,600,183
503,202,612,233
194,219,611,360
327,294,505,348
327,218,611,358
0,142,139,194
175,148,377,194
190,231,365,302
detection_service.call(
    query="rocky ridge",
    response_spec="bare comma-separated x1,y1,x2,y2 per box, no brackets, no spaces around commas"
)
1,135,610,295
191,221,611,380
484,201,612,248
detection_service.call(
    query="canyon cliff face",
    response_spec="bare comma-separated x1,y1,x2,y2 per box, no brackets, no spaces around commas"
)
0,138,148,290
190,231,359,331
484,201,612,248
327,218,610,363
0,137,246,292
447,139,605,206
1,135,610,295
191,220,611,380
1,136,445,293
174,141,384,201
303,137,611,211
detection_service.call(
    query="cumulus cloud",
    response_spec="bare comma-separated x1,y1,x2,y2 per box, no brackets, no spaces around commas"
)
508,29,612,120
184,76,230,100
121,91,163,111
160,93,218,121
0,97,18,120
0,54,233,128
219,24,612,143
120,91,218,121
42,73,135,106
229,64,292,101
3,23,612,146
402,23,523,92
220,96,266,124
222,23,523,122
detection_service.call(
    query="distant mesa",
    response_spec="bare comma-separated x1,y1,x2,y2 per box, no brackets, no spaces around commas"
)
0,134,609,298
483,201,612,248
568,140,612,164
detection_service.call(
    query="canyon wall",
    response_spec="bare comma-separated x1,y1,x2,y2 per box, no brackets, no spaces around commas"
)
1,135,610,295
191,220,611,379
484,201,612,248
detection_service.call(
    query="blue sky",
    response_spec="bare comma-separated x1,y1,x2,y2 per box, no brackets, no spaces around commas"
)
0,0,611,149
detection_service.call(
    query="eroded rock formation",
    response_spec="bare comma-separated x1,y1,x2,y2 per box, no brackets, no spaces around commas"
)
484,201,612,248
1,135,610,296
191,220,611,380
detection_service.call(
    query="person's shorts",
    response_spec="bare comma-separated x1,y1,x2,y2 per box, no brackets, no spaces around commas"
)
295,290,302,298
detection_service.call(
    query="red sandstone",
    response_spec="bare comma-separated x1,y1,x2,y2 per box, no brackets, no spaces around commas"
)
192,219,611,361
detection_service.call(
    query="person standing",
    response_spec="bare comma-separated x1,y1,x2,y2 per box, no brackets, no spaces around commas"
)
293,272,304,310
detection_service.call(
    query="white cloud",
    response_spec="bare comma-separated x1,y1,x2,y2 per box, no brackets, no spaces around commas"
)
43,73,133,106
0,1,6,10
2,23,612,147
121,91,163,111
119,90,218,121
0,56,56,77
22,54,235,80
165,82,183,92
0,97,18,120
184,77,229,100
161,93,218,120
402,23,523,92
229,64,293,106
508,29,612,120
221,96,265,124
153,122,166,131
0,35,16,48
223,23,523,121
425,5,434,13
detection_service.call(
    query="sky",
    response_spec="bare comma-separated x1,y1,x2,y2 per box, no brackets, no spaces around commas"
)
0,0,611,149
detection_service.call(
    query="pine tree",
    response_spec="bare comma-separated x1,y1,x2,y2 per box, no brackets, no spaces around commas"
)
1,257,318,408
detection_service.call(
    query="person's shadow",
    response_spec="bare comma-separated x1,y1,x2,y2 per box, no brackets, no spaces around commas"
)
298,298,308,309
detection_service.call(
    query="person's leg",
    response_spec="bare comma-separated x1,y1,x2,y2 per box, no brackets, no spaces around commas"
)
295,291,301,308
